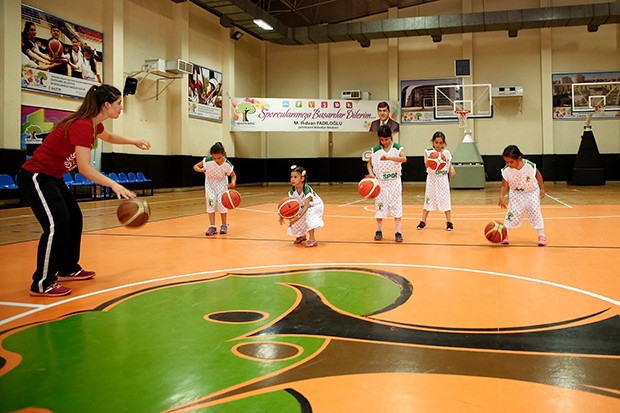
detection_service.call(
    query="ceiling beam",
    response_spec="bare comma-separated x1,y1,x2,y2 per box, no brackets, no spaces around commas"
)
186,1,620,45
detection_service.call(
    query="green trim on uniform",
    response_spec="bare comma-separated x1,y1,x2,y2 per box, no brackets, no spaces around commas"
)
372,142,401,153
289,184,315,197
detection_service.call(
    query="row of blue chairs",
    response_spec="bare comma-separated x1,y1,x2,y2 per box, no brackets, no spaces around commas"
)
106,172,153,196
63,171,153,198
1,172,153,205
63,173,103,199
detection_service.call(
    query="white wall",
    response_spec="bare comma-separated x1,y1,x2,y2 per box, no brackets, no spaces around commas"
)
2,0,619,162
260,0,619,159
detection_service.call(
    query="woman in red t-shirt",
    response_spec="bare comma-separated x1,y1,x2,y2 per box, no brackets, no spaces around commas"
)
16,84,151,297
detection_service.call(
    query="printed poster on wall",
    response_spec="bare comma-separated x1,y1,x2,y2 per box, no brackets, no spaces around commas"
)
552,71,620,120
21,106,72,155
230,98,400,132
21,105,102,169
21,4,103,99
400,77,463,124
188,63,222,122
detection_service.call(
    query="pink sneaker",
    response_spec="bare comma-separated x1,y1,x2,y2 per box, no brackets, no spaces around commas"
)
501,236,509,245
30,282,71,297
293,236,307,244
305,240,318,248
205,226,217,236
57,269,96,281
537,235,547,246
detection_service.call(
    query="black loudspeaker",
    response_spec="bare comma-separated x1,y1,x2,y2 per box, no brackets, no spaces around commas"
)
455,59,471,77
123,77,138,96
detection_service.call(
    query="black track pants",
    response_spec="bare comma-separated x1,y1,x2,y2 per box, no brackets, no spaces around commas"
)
16,170,83,292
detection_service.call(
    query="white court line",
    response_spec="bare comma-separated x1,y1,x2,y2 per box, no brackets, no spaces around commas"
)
339,198,368,207
0,301,45,309
545,193,573,208
89,204,620,222
0,214,35,221
2,262,618,327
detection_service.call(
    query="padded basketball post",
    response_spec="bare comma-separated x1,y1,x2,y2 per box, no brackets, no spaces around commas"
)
432,84,490,188
568,87,612,185
450,113,485,189
450,140,486,189
462,131,474,143
570,121,605,186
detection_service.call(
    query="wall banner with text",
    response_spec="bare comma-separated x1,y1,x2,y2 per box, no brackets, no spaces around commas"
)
21,4,103,99
230,98,400,132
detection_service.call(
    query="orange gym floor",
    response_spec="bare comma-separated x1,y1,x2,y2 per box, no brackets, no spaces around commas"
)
0,182,619,412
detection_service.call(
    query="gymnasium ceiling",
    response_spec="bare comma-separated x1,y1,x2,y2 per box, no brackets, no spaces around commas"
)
181,0,620,46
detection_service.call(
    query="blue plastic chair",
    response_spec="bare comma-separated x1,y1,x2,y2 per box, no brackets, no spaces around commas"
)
117,172,129,183
107,172,120,182
63,173,75,187
95,172,111,199
71,173,96,199
0,174,19,190
136,172,153,196
127,172,138,182
74,173,94,185
136,172,151,183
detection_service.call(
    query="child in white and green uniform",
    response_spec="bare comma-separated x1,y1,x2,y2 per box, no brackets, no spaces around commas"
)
366,124,407,242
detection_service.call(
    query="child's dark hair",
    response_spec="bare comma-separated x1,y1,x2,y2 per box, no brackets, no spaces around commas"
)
291,165,307,182
210,141,226,157
502,145,523,160
432,131,446,144
377,124,392,138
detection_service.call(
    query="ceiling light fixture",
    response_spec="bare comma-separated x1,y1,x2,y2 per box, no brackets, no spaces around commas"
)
253,19,273,31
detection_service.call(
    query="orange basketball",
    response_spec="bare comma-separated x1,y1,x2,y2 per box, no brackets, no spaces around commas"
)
428,151,447,171
117,198,151,228
358,177,381,199
221,190,241,209
278,197,301,219
48,39,64,59
484,221,507,243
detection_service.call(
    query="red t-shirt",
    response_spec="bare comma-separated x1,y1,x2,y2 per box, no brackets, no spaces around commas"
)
22,118,104,179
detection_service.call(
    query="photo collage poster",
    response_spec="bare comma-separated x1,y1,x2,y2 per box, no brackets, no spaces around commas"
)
400,77,463,124
188,63,223,122
21,4,103,99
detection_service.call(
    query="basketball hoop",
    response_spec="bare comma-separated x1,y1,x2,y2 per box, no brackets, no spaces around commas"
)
455,109,470,129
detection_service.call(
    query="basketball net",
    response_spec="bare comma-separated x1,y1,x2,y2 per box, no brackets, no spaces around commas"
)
455,110,473,143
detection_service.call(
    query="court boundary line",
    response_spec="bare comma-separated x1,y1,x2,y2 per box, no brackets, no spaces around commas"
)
2,262,618,327
545,193,573,208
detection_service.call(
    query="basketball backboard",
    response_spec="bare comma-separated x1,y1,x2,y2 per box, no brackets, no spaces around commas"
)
571,81,620,111
433,84,493,119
